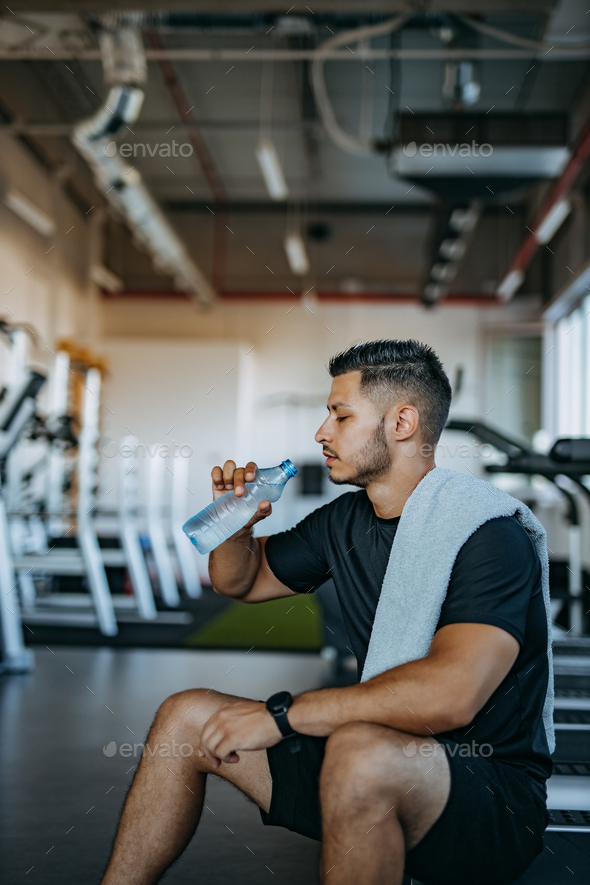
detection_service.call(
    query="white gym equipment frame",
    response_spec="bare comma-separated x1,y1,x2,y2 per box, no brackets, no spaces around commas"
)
0,481,34,672
114,440,201,604
147,454,180,607
171,455,202,599
15,368,118,636
118,436,158,619
0,325,43,672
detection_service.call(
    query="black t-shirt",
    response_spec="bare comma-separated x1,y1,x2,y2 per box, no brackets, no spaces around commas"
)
265,489,552,785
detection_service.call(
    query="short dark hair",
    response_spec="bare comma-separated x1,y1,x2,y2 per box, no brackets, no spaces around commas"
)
328,339,452,445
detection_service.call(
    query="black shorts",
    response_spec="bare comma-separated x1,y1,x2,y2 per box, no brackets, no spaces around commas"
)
259,734,549,885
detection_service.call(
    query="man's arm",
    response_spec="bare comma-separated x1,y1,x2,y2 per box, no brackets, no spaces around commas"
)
208,460,296,603
197,621,520,766
210,533,296,603
288,621,520,737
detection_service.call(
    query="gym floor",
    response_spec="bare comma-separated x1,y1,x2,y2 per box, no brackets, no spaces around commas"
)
0,647,327,884
1,646,590,885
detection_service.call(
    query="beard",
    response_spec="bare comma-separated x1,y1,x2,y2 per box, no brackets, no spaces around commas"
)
329,416,392,488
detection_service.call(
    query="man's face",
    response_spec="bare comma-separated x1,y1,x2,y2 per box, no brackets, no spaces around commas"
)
315,372,392,488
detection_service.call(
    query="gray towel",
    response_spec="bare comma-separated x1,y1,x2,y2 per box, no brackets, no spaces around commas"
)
360,466,555,754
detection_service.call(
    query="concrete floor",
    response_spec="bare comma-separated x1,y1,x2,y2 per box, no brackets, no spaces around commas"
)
1,646,589,885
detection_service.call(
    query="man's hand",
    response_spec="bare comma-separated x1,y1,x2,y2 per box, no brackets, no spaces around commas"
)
197,700,283,768
208,459,293,603
211,459,273,527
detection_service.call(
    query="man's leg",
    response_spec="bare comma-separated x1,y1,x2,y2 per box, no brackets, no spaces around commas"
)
319,721,450,885
101,689,273,885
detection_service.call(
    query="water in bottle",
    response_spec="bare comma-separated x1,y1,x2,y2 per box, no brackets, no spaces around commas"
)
182,460,297,554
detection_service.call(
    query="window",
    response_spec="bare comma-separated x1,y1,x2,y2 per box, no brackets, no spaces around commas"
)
485,336,542,446
547,294,590,438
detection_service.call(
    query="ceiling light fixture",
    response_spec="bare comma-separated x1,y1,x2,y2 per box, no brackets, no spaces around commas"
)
535,199,571,245
439,238,466,261
284,232,310,276
90,263,123,292
442,61,481,106
431,262,456,282
3,188,55,237
497,269,525,301
449,207,479,233
256,137,289,201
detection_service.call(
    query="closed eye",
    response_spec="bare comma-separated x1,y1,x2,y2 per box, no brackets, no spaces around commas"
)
336,416,349,422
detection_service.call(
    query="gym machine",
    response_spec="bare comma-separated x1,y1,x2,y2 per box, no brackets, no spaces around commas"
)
0,322,44,673
4,338,165,636
116,439,201,606
446,419,590,636
170,454,202,599
444,421,590,879
147,454,181,607
1,325,205,644
8,345,119,635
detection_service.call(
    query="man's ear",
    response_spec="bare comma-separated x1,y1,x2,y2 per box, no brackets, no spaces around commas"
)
388,404,420,440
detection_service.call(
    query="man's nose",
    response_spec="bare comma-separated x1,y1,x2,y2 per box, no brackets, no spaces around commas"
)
315,419,330,443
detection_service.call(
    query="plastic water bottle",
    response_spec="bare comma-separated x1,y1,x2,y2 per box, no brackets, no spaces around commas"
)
182,460,297,554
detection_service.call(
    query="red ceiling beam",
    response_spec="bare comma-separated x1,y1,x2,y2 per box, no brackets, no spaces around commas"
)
497,113,590,301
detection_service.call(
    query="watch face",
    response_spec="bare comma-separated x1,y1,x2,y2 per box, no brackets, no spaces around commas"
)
268,691,291,712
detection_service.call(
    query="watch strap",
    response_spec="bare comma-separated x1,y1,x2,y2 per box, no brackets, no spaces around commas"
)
273,708,297,739
266,692,299,747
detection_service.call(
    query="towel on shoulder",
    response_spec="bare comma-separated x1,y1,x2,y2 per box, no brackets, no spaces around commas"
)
360,466,555,753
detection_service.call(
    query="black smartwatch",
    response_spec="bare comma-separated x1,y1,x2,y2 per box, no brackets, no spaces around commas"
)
266,691,301,753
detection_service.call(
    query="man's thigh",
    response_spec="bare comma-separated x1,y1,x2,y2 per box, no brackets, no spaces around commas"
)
320,723,452,850
258,726,452,846
164,688,273,813
405,739,548,885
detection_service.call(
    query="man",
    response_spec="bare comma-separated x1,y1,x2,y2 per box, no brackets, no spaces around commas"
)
102,339,551,885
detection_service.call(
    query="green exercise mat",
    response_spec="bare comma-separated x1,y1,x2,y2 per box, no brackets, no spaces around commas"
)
183,593,324,651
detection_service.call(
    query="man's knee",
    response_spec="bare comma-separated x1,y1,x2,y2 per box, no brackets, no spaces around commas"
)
320,722,438,807
154,688,229,740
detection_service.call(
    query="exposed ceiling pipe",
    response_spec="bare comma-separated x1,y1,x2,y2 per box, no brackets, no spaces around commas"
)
146,29,229,292
459,15,590,51
72,21,215,308
4,48,590,61
496,114,590,302
309,15,408,157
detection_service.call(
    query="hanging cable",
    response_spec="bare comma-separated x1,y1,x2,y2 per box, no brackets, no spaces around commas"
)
309,15,408,157
359,42,375,147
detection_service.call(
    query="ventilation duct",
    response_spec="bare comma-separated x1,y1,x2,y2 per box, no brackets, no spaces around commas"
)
72,22,214,307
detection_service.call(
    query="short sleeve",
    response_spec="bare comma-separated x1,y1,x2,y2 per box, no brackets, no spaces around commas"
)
264,503,333,594
437,516,542,647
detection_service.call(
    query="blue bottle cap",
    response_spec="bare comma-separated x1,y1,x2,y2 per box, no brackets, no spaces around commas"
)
281,459,297,477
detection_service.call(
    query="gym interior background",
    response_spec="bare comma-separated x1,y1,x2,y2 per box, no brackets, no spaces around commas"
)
1,2,590,883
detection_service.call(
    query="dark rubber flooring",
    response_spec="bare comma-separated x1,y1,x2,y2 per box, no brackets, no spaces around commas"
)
0,647,326,884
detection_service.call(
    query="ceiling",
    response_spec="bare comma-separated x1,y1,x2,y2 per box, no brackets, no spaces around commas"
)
0,1,589,303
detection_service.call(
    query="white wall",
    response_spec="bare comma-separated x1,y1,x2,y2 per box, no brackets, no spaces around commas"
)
0,132,93,391
98,339,254,516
